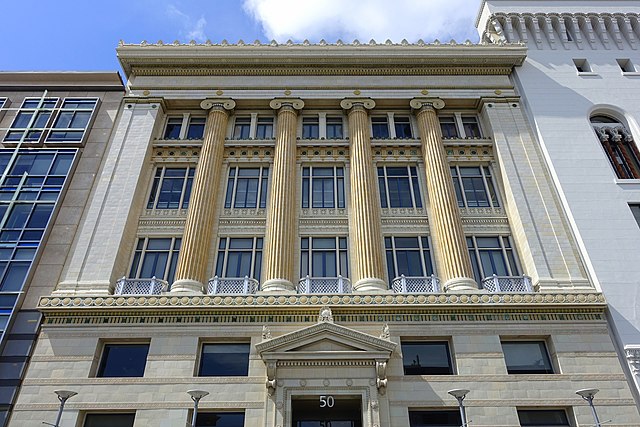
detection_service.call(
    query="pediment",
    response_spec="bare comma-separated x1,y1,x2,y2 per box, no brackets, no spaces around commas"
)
256,321,396,362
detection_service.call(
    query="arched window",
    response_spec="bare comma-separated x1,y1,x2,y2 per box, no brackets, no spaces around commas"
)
591,114,640,179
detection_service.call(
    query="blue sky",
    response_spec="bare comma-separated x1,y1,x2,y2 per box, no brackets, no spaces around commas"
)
1,0,481,74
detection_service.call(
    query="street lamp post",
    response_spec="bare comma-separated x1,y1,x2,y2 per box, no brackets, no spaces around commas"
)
576,388,602,427
448,389,470,427
187,390,209,427
53,390,77,427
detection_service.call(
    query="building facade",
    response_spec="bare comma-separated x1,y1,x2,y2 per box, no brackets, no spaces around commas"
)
6,37,640,427
477,0,640,403
0,72,124,425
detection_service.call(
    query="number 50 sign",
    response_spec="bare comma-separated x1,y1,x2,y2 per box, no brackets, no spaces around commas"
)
319,395,335,408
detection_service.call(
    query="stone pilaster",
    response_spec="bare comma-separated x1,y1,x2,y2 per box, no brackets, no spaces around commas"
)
171,98,235,293
261,99,305,292
410,98,478,291
340,98,387,292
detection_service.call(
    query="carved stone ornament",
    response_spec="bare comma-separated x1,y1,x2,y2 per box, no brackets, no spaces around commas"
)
262,325,272,340
625,345,640,375
380,323,390,340
266,361,277,396
376,360,388,395
200,98,236,111
340,98,376,110
410,97,445,111
269,98,304,110
318,306,334,323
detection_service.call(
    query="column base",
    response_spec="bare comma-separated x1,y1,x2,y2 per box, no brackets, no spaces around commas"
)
261,278,296,293
444,277,479,292
170,279,204,294
353,277,389,293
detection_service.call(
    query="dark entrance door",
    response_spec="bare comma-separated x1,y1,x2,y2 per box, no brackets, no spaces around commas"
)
291,395,362,427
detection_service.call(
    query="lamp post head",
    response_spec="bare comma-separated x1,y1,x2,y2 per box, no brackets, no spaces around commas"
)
54,390,78,401
187,390,210,401
448,389,470,400
576,388,599,400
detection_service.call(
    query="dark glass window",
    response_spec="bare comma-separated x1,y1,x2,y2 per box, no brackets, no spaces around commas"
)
47,99,97,142
196,412,245,427
300,237,348,278
186,117,206,139
97,344,149,377
129,237,181,283
467,236,519,283
199,343,250,376
439,116,459,138
163,117,183,139
503,341,554,374
215,237,263,281
233,117,251,139
256,117,274,139
4,98,60,143
385,236,433,281
147,167,195,210
326,116,343,139
451,166,499,208
83,413,136,427
517,409,570,426
591,115,640,179
394,116,413,138
302,117,319,139
224,166,269,209
371,116,389,138
402,341,453,375
630,204,640,227
409,411,462,427
378,166,423,208
302,166,345,209
462,116,482,138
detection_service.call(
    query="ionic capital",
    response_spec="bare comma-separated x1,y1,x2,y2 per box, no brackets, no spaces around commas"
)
200,98,236,111
340,98,376,111
269,98,305,111
410,97,445,113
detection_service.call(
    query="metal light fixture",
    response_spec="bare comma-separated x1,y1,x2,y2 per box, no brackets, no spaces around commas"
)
448,389,470,427
576,388,602,427
187,390,210,427
52,390,77,427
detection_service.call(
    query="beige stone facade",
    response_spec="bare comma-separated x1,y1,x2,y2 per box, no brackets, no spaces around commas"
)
8,43,640,427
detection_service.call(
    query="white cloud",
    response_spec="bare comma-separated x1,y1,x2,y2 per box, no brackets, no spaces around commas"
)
242,0,480,43
166,5,208,42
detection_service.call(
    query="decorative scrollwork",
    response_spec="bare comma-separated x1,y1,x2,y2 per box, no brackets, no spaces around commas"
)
269,98,304,110
200,98,236,111
340,98,376,110
409,97,445,111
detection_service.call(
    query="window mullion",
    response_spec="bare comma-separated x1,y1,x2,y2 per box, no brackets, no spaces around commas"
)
454,113,465,138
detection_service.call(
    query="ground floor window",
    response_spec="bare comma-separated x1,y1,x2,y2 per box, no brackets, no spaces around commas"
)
517,409,570,426
83,413,136,427
196,412,245,426
408,410,461,426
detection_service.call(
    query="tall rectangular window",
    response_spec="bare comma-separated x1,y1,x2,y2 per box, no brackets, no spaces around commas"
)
394,116,413,138
385,236,433,281
199,343,250,376
302,117,319,139
129,237,181,283
439,116,459,138
402,341,453,375
517,409,569,426
4,98,58,143
215,237,263,281
462,116,482,138
186,117,206,139
163,117,183,139
146,167,195,210
378,166,423,208
326,116,343,139
371,116,389,138
300,237,348,278
233,116,251,139
409,411,461,426
47,99,98,142
256,117,274,139
503,341,554,374
0,149,76,292
224,166,269,209
302,166,345,209
467,236,519,282
97,343,149,377
451,165,499,208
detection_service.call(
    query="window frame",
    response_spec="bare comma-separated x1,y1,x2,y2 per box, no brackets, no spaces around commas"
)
224,165,269,209
408,410,462,427
215,236,263,281
517,408,571,426
146,165,195,210
194,412,246,427
591,114,640,179
95,342,150,378
401,340,454,375
197,342,250,377
185,116,206,140
325,116,344,139
377,165,423,209
302,116,320,139
82,412,137,427
467,235,520,282
300,236,349,279
232,116,251,140
128,236,182,283
371,116,390,139
301,165,346,209
438,113,484,139
450,165,500,208
502,340,555,375
393,115,413,139
256,116,274,139
385,236,434,281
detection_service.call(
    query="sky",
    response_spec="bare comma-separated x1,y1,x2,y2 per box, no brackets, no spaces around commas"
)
0,0,481,74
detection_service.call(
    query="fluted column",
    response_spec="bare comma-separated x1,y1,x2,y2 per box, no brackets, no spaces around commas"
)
340,98,387,292
171,98,235,293
261,99,305,292
410,98,478,291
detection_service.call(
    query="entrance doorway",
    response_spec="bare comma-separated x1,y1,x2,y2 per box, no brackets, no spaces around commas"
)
291,395,362,427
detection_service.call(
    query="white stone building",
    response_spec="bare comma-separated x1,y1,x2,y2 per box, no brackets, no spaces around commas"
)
477,0,640,404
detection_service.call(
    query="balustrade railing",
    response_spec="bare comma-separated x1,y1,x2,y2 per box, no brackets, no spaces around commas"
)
297,276,352,294
481,275,533,293
207,276,260,295
114,277,168,295
391,275,441,293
